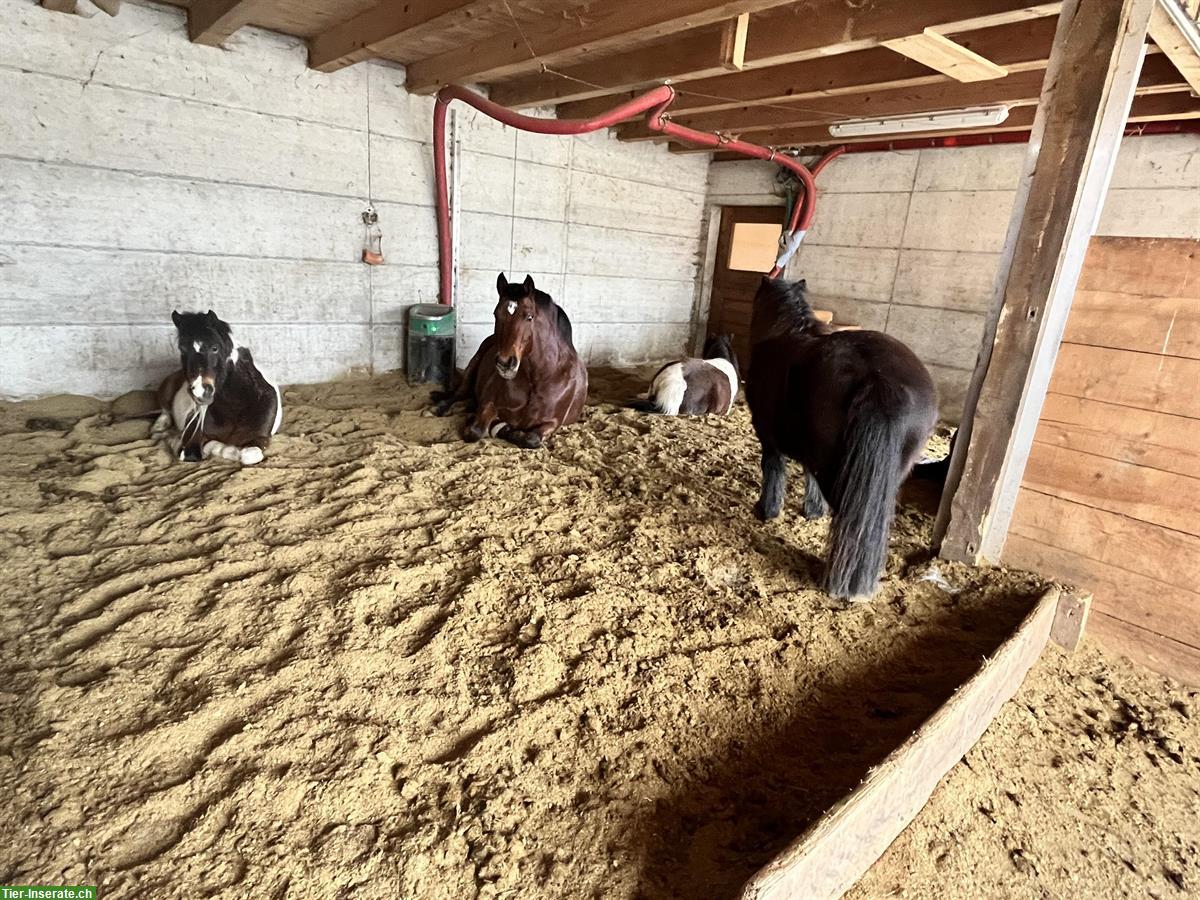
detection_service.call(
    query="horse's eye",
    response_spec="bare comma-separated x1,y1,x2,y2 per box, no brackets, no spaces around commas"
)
526,314,534,321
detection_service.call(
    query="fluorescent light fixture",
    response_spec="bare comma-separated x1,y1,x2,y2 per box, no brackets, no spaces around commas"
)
829,105,1011,138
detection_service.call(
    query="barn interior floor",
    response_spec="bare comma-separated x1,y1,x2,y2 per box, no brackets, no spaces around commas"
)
0,370,1192,899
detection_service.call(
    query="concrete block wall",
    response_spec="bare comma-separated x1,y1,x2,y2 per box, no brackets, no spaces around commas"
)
0,1,709,399
708,135,1200,421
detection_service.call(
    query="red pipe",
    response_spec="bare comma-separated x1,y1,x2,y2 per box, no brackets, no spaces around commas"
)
433,84,820,303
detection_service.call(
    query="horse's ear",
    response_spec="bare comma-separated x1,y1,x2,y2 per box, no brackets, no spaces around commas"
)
522,274,535,294
171,310,181,327
206,309,218,321
496,272,508,294
797,279,807,290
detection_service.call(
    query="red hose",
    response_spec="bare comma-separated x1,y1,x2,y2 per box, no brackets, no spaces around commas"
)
433,84,821,303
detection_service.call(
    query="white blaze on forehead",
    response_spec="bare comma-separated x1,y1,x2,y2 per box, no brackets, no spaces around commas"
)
506,301,517,315
193,341,201,352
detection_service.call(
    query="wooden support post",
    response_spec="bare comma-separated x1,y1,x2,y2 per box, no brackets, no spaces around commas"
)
1148,0,1200,94
720,13,751,70
935,0,1155,564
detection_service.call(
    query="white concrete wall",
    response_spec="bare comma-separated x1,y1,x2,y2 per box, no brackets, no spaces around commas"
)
0,1,709,399
708,136,1200,421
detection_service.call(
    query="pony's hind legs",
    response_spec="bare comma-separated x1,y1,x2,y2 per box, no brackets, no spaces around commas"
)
802,469,828,519
754,448,787,520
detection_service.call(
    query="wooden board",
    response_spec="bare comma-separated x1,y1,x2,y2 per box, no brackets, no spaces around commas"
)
1006,530,1200,648
1148,0,1200,94
1048,343,1200,420
741,590,1058,900
1034,394,1200,479
1064,290,1200,358
1009,487,1200,594
882,28,1009,81
1088,610,1200,686
1050,589,1092,651
1024,441,1200,537
1076,236,1200,296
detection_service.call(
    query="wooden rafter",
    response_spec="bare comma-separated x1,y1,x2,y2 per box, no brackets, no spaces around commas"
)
403,0,801,95
488,0,1062,109
881,29,1009,82
667,91,1200,151
616,54,1184,140
308,1,492,74
1148,0,1200,93
188,0,255,46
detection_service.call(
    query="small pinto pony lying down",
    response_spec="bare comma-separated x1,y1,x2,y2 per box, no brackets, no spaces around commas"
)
153,310,282,465
432,274,587,449
627,334,740,416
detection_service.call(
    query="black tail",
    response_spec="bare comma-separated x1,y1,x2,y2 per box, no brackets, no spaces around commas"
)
625,398,661,413
825,383,907,600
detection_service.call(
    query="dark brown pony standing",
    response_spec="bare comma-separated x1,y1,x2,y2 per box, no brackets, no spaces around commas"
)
432,274,587,449
747,277,937,600
153,310,282,465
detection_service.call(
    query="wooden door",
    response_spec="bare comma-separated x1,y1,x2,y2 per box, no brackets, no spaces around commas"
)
707,205,785,364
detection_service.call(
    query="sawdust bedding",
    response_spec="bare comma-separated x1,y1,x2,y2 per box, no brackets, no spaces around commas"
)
0,369,1191,899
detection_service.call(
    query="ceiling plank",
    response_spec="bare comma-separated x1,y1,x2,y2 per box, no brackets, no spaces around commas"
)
667,90,1200,150
490,0,1061,109
307,0,481,73
617,54,1184,139
188,0,256,46
554,16,1060,121
1148,0,1200,94
881,29,1009,82
404,0,801,94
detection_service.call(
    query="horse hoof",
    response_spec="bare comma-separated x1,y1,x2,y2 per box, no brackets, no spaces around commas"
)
240,446,264,465
432,402,453,418
753,500,776,521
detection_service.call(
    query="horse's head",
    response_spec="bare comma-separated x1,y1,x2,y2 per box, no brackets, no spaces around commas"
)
752,276,813,345
171,309,236,404
492,273,543,380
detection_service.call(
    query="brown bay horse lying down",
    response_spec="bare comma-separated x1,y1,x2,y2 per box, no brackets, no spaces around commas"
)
432,274,587,449
153,310,282,465
626,334,740,416
747,277,937,600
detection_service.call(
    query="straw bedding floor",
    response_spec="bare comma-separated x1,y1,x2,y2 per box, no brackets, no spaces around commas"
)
0,370,1191,899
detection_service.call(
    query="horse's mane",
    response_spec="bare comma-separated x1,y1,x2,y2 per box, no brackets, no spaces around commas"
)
752,277,820,344
534,290,575,348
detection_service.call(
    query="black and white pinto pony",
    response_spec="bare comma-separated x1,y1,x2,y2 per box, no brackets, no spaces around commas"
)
747,277,938,600
153,310,282,465
627,334,740,416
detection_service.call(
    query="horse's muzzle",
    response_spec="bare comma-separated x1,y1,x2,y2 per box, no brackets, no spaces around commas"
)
496,357,519,380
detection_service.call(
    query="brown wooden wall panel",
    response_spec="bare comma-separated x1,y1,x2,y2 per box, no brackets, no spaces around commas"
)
1064,290,1200,358
1024,441,1200,537
1076,235,1200,296
1003,237,1200,685
1010,488,1200,593
1087,611,1200,688
1048,343,1200,419
1035,394,1200,479
1006,531,1200,648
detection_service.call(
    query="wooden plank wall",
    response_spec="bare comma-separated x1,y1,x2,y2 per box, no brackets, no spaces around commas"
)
1003,236,1200,685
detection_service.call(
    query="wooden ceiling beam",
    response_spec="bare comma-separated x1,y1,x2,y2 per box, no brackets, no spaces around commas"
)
667,90,1200,150
617,55,1185,140
188,0,257,46
489,0,1061,109
403,0,800,95
307,0,482,74
555,16,1060,122
1148,0,1200,93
